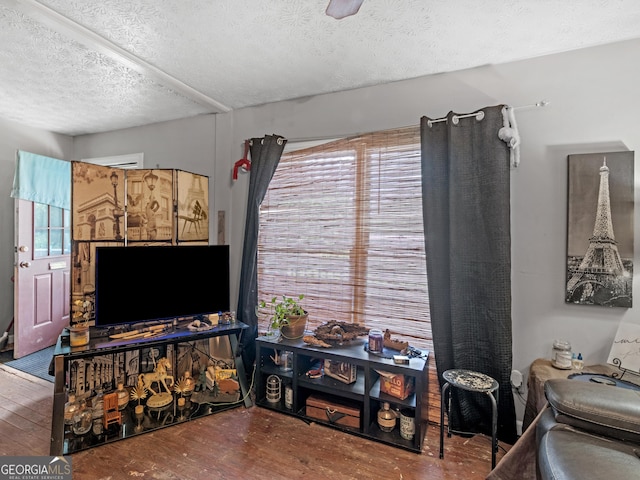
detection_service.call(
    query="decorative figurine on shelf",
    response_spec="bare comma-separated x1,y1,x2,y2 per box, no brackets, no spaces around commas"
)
383,329,409,352
103,392,122,430
196,367,207,392
270,349,282,366
138,357,174,408
303,320,369,347
130,377,148,415
174,372,195,407
182,371,195,396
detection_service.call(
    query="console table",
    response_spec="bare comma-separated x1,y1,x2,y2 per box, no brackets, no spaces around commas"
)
255,335,429,453
50,321,251,455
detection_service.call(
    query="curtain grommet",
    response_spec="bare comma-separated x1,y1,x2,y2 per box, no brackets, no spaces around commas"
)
452,111,484,125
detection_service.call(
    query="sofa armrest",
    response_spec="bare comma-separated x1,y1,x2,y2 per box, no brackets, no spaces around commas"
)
544,378,640,443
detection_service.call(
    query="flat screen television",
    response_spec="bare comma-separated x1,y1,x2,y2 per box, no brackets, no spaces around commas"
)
94,245,230,328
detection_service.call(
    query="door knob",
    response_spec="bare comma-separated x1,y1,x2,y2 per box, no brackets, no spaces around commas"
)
19,261,31,268
18,246,29,252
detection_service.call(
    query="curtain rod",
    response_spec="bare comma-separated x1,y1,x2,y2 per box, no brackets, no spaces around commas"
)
513,99,550,110
426,100,549,126
286,100,551,142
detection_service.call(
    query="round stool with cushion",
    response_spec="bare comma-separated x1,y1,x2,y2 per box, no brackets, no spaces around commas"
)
439,369,499,469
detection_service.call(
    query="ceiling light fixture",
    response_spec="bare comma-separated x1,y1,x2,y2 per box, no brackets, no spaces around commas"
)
326,0,364,19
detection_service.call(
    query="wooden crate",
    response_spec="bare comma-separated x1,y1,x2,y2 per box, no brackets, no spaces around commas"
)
306,394,361,429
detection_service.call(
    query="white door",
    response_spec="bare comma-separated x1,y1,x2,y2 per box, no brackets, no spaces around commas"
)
14,199,71,358
13,153,141,358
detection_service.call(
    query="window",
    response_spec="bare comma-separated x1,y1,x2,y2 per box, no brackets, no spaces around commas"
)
257,126,431,349
34,203,71,258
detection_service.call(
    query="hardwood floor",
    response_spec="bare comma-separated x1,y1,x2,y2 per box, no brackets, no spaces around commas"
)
0,365,510,479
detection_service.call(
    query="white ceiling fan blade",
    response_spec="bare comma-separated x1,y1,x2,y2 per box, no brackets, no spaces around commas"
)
326,0,365,19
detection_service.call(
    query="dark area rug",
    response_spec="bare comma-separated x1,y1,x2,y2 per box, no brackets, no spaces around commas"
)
4,345,55,382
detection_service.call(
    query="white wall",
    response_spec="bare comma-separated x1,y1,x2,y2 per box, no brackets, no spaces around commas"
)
0,119,74,337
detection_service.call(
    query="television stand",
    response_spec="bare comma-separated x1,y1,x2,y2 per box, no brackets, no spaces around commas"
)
50,321,251,455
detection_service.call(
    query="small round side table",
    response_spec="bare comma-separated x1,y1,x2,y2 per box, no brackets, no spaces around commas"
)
439,369,499,469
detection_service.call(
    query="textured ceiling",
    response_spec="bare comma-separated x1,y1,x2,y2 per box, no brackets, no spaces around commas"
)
2,0,640,136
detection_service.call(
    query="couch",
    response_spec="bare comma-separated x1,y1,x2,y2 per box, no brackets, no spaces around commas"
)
536,378,640,479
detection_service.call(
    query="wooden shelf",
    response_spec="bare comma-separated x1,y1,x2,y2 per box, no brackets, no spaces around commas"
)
256,335,429,453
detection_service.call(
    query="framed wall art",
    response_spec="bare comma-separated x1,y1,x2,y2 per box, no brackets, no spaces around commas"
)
565,151,634,307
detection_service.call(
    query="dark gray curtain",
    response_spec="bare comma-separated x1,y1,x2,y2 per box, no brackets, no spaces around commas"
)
420,106,517,444
237,134,287,380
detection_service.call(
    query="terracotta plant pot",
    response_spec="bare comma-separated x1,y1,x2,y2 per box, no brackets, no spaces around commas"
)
280,313,308,339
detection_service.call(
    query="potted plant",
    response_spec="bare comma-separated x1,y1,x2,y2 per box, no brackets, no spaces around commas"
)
259,294,308,339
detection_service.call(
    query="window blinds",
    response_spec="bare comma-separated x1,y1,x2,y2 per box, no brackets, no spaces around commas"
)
257,126,431,350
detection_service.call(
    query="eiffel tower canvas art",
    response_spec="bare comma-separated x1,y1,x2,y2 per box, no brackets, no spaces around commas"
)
566,151,634,307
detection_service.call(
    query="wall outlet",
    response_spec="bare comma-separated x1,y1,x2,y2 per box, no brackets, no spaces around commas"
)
510,369,523,388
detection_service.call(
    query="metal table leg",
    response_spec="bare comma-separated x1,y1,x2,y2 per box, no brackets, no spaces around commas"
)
439,382,450,459
487,387,498,470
